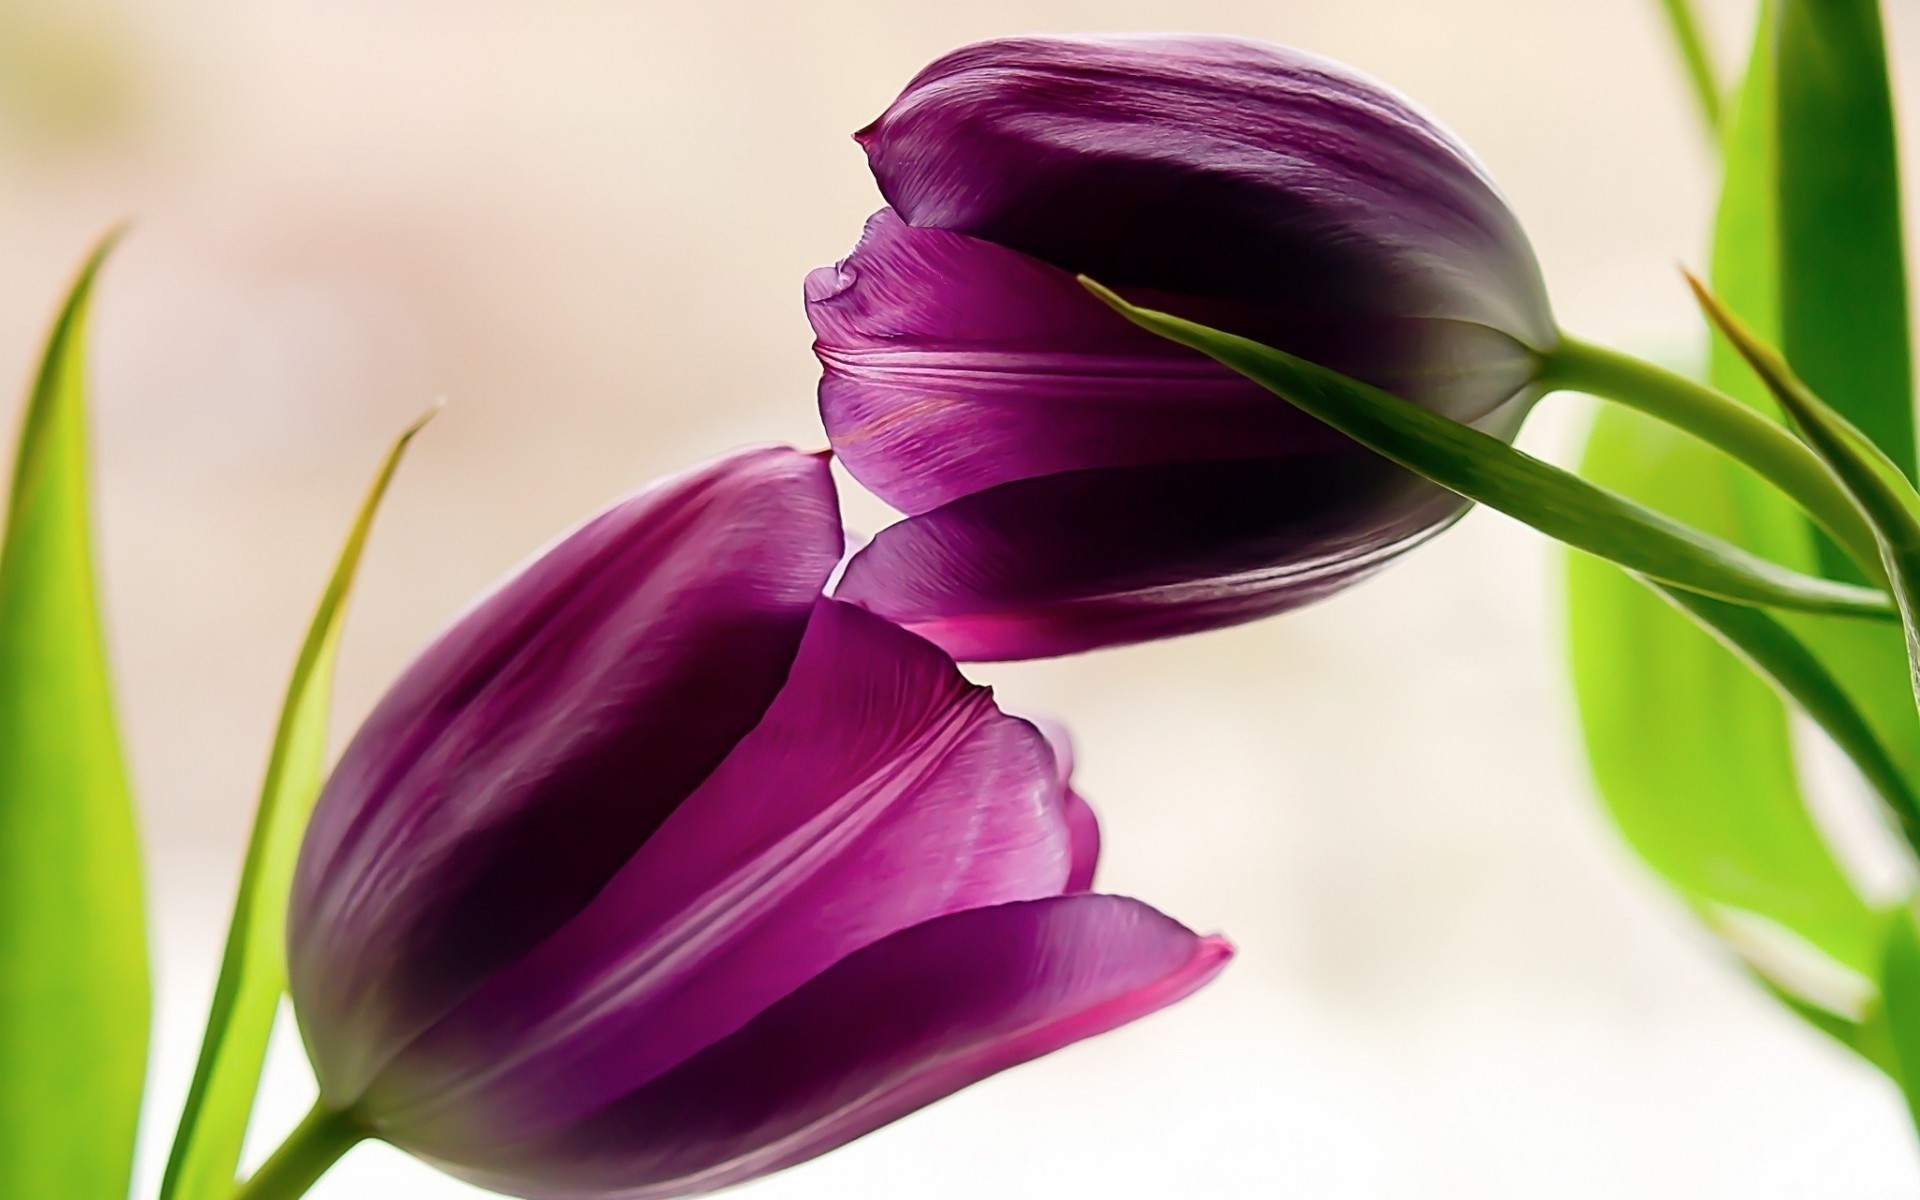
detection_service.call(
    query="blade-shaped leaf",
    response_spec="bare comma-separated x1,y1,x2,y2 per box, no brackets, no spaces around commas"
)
1566,0,1917,1049
1569,408,1876,978
1694,277,1920,720
1655,0,1725,135
1761,0,1920,892
1757,0,1920,847
1655,583,1920,844
160,408,435,1200
1080,280,1894,623
1707,0,1780,415
1783,609,1920,798
1776,0,1913,495
0,234,149,1199
1749,965,1890,1069
1879,904,1920,1131
1568,0,1878,991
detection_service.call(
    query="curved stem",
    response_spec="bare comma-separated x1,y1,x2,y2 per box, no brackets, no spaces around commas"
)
228,1105,364,1200
1540,336,1886,585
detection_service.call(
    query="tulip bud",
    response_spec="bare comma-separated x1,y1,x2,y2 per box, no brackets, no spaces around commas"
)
807,35,1555,660
287,446,1228,1198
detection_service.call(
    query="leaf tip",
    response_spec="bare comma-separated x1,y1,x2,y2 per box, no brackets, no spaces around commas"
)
401,397,446,444
1686,269,1795,393
1076,275,1127,311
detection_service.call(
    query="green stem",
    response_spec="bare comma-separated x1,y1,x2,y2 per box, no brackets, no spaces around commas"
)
228,1105,364,1200
1656,0,1724,136
1540,336,1885,584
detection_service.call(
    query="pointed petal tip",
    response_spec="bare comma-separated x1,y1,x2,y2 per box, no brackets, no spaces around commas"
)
1135,929,1234,1013
1196,933,1236,967
413,895,1230,1197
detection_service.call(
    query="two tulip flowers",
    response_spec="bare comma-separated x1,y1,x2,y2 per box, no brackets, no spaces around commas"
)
273,33,1562,1199
68,22,1895,1200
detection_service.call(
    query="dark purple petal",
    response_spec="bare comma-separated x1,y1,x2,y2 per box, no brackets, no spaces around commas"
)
804,36,1554,657
833,454,1473,661
289,447,843,1105
366,599,1075,1143
421,896,1231,1200
809,208,1354,513
1027,716,1100,890
859,35,1553,351
808,209,1540,516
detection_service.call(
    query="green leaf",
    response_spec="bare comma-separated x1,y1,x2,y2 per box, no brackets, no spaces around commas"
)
0,233,149,1199
1878,903,1920,1129
1776,0,1913,496
1757,0,1920,848
1654,0,1725,136
1564,0,1919,1049
160,407,435,1200
1762,0,1920,907
1080,279,1894,622
1568,407,1876,978
1707,0,1781,414
1655,583,1920,843
1749,965,1885,1067
1572,2,1871,975
1693,277,1920,725
1782,608,1920,797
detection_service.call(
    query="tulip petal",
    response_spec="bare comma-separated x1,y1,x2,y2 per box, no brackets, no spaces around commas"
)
859,36,1553,349
373,599,1075,1139
834,455,1467,661
1027,717,1100,891
290,447,843,1104
809,209,1539,515
429,896,1231,1200
810,209,1344,514
1061,789,1101,893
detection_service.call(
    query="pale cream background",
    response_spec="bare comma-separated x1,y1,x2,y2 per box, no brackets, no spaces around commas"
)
4,0,1918,1196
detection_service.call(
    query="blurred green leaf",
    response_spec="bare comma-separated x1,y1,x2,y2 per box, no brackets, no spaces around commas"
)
1751,964,1889,1067
1704,0,1781,418
1878,904,1920,1127
1654,0,1724,136
1565,0,1918,1042
1656,583,1920,847
1082,279,1894,622
160,408,434,1200
1568,408,1875,978
0,234,149,1199
1766,0,1920,867
1761,0,1920,876
1785,610,1920,794
1776,0,1913,499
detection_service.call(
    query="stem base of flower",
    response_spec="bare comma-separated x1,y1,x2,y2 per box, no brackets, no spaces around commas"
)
230,1104,365,1200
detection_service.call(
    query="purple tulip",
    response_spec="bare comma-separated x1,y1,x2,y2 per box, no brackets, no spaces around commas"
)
287,446,1229,1198
807,35,1554,660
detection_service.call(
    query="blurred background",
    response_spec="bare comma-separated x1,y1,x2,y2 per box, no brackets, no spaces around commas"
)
3,0,1916,1196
